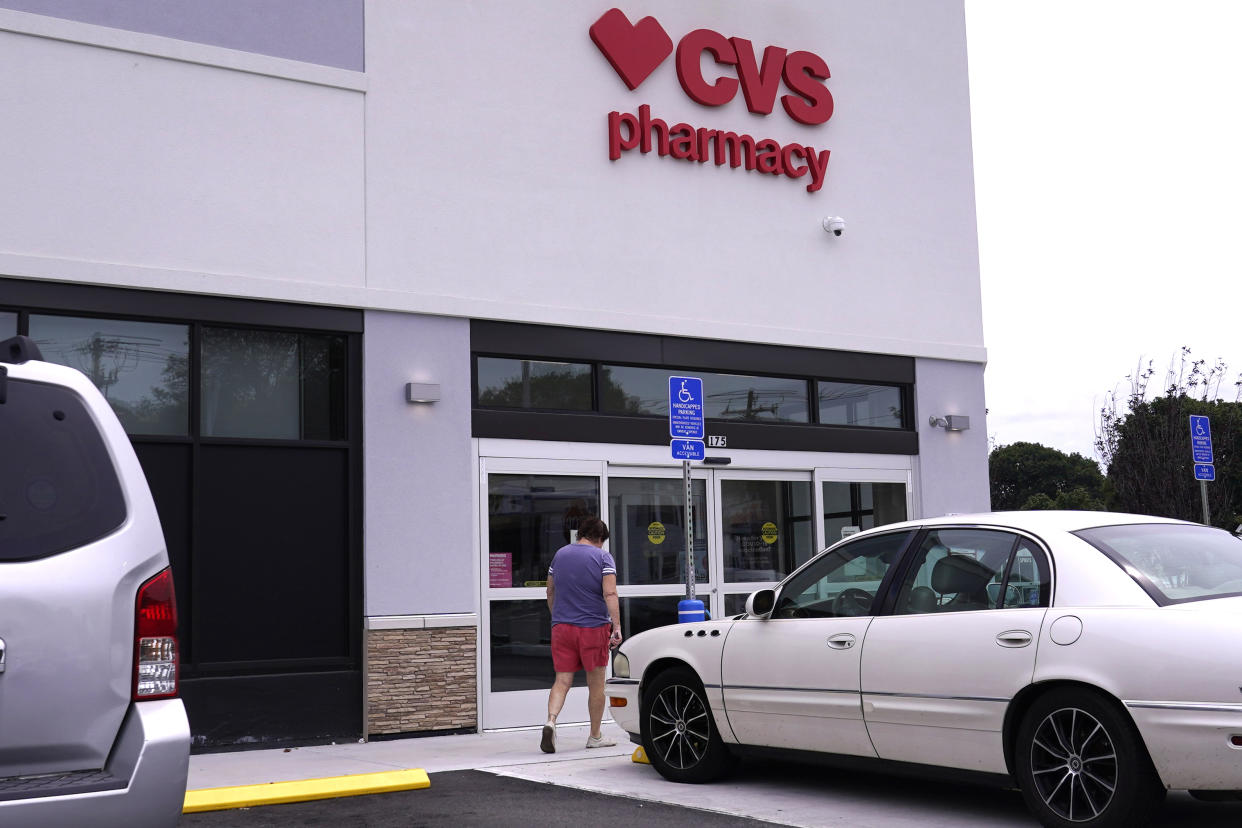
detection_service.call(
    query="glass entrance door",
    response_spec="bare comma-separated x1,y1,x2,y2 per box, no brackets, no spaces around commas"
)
481,458,604,730
714,471,817,616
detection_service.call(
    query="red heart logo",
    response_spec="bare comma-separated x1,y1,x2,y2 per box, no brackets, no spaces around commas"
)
589,8,673,91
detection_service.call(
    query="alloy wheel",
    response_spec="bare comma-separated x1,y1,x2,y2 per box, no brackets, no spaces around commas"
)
1029,705,1118,822
647,683,710,770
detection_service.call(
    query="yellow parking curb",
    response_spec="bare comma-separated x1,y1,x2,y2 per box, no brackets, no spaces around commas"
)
183,768,430,813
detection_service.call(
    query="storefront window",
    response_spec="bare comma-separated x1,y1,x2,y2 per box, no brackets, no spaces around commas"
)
477,357,592,411
608,477,708,585
29,314,190,436
823,482,908,544
487,474,600,588
601,365,809,423
818,381,903,428
0,311,15,339
200,327,346,440
720,479,814,581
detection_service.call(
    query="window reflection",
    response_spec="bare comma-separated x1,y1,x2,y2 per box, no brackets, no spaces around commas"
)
490,600,588,692
619,596,680,638
0,311,15,339
818,382,903,428
200,327,345,440
477,358,592,411
724,593,751,617
30,314,190,436
488,475,600,588
720,479,814,581
823,482,907,544
601,365,809,423
608,478,708,585
776,531,911,618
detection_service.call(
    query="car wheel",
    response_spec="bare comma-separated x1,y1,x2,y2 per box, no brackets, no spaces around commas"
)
1015,688,1165,828
640,666,733,783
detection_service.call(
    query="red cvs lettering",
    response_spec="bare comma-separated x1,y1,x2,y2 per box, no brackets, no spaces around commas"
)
675,29,832,126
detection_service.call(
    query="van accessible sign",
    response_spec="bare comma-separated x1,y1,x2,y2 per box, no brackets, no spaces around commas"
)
590,8,834,193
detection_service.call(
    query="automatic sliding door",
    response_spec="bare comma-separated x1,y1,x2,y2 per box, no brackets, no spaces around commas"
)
819,474,910,547
482,463,602,729
716,474,815,616
608,475,708,636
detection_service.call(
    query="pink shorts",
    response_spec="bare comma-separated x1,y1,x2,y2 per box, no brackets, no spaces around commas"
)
551,623,611,673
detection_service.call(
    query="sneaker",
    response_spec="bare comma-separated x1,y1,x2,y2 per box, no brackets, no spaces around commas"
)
540,724,556,754
585,733,616,749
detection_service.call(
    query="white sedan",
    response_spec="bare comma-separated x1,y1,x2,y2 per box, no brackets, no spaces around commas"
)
605,511,1242,828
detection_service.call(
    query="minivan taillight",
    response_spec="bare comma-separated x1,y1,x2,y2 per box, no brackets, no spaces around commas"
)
133,567,179,700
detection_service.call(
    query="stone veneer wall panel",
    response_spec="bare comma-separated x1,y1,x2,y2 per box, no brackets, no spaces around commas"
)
366,626,477,735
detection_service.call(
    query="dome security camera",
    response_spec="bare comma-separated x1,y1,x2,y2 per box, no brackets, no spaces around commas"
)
822,216,845,236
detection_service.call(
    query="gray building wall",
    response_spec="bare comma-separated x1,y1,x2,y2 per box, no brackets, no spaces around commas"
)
913,358,991,517
363,310,475,616
0,0,363,69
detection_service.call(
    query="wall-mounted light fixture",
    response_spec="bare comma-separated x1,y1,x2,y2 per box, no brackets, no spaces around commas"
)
929,415,970,431
405,382,440,404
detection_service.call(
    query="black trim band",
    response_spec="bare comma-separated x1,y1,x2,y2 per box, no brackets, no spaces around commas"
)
472,320,914,383
473,410,918,453
0,276,363,333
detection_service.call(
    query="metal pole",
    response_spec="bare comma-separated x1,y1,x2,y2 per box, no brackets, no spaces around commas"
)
1201,480,1211,526
684,459,694,600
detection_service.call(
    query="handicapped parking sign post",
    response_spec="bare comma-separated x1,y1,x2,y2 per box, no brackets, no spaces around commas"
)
669,377,705,613
1189,416,1213,525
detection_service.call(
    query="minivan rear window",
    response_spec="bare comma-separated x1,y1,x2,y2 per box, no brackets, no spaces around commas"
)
0,377,126,561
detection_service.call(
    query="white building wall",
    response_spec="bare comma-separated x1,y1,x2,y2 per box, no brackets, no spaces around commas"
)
364,0,982,362
1,3,982,364
0,12,365,294
363,311,475,616
913,358,991,517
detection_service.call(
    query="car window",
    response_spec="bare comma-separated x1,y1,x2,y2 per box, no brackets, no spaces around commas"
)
893,528,1021,614
774,531,911,618
0,376,127,561
1000,540,1051,608
1075,523,1242,605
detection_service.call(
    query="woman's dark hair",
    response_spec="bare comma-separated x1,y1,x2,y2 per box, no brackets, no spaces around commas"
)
577,516,610,543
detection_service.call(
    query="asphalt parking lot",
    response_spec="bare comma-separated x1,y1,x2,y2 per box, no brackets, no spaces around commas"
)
179,769,787,827
182,749,1242,828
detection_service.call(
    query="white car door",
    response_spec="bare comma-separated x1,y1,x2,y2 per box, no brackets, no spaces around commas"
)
721,530,913,756
860,529,1051,774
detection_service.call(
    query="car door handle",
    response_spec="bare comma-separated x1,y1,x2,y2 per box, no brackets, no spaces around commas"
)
996,630,1032,648
0,637,6,673
827,633,856,650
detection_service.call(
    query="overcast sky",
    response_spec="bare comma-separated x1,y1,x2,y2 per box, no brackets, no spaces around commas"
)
964,2,1242,463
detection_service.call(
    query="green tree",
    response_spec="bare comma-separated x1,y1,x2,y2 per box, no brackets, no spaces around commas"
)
1097,349,1241,528
989,442,1106,511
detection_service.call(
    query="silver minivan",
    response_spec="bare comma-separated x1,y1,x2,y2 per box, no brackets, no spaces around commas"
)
0,335,190,827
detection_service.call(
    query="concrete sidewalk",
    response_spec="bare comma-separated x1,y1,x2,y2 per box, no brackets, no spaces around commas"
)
188,721,634,791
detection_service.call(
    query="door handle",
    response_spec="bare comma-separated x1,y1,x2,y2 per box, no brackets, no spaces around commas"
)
0,637,6,673
996,630,1032,648
827,633,856,650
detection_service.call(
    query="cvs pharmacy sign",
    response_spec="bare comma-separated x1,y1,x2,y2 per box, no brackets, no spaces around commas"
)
590,8,834,193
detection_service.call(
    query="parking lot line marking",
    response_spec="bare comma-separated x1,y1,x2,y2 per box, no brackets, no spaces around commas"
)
182,768,431,813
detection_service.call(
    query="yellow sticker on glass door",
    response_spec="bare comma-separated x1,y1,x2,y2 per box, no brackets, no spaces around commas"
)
647,521,666,544
760,521,778,544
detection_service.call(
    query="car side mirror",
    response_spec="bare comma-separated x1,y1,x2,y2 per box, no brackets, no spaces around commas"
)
746,588,776,619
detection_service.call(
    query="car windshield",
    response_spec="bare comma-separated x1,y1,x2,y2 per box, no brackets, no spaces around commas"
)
1075,523,1242,605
